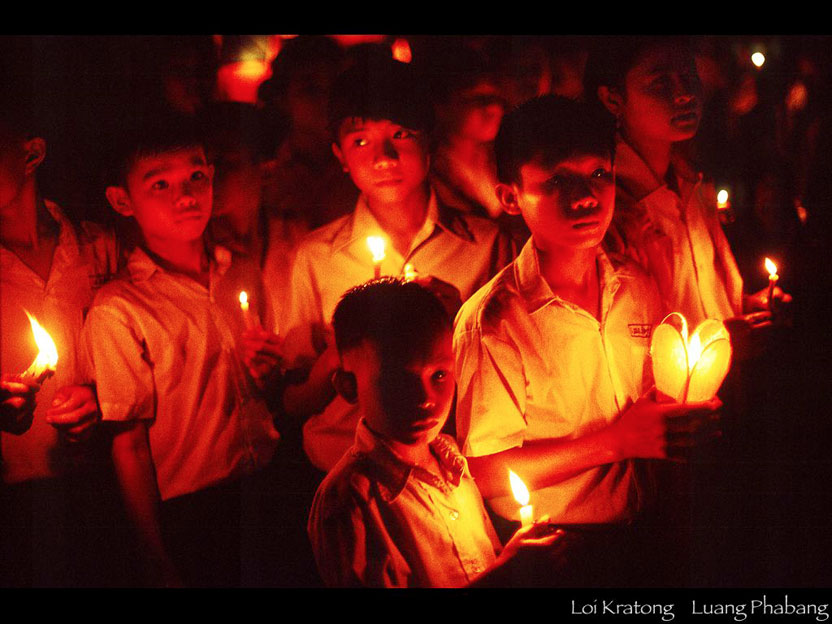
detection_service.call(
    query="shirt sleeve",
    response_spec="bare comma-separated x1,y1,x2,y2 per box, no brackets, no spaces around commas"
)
81,301,155,422
279,243,326,372
454,326,528,457
308,487,412,588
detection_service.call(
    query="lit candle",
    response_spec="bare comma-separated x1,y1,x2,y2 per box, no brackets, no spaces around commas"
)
764,257,779,313
402,263,417,282
716,189,729,210
21,311,58,384
751,52,766,68
239,291,257,330
367,236,386,279
509,469,534,527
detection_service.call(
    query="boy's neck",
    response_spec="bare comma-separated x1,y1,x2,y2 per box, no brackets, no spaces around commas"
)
142,236,210,286
0,177,44,247
537,242,601,320
621,128,673,186
366,182,431,258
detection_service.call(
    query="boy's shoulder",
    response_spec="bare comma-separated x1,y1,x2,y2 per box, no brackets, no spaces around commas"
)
454,258,521,337
294,212,355,257
313,447,383,521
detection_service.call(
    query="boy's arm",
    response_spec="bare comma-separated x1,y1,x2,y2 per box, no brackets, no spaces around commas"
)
111,420,180,587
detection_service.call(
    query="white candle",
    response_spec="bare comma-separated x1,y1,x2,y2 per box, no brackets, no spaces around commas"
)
764,258,779,313
509,469,534,527
367,236,386,279
239,291,257,330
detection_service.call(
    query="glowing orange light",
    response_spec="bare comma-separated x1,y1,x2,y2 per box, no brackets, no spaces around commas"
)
239,291,249,309
764,257,778,278
392,38,413,64
367,236,386,279
239,291,257,330
22,311,58,383
717,189,729,209
751,52,766,68
650,313,732,404
508,469,534,527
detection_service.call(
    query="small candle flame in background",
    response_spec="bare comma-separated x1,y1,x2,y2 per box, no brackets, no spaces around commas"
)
717,189,729,209
391,38,413,64
765,257,778,278
764,257,779,313
751,52,766,68
22,311,58,382
239,290,249,310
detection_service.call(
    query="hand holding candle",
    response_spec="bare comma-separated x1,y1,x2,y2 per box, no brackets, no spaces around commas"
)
367,236,386,279
509,469,534,527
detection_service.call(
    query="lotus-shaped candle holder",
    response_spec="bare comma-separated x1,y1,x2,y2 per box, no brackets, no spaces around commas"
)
650,313,732,403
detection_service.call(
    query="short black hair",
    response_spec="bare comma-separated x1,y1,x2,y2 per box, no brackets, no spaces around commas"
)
105,109,205,188
332,278,451,361
494,95,614,186
583,36,696,102
200,101,277,164
328,50,435,141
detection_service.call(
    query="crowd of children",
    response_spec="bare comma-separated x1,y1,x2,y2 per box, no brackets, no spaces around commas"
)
0,35,813,588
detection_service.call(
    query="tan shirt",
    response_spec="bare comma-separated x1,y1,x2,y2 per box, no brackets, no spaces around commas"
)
81,245,279,501
1,201,118,483
454,241,663,524
605,138,743,327
308,419,501,587
281,190,514,472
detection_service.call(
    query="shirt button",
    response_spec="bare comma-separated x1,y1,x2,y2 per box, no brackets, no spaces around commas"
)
449,510,459,521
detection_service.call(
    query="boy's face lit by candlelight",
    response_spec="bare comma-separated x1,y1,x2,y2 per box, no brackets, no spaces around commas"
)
613,43,703,144
333,118,430,206
501,151,614,252
109,147,214,245
341,330,455,447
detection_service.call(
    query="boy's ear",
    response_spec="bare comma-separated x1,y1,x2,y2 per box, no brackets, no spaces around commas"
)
331,368,358,404
22,137,46,175
105,186,134,217
332,142,349,173
495,183,522,216
597,86,623,118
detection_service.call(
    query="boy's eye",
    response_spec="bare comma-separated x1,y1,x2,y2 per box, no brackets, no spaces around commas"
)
432,370,448,383
592,168,611,179
191,170,208,182
392,129,417,140
353,137,369,147
544,176,565,192
151,180,169,191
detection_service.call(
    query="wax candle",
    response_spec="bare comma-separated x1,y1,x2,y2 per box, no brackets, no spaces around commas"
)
239,291,257,330
367,236,386,279
509,469,533,527
764,257,779,313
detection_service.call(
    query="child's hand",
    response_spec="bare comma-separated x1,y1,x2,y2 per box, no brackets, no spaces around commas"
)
46,384,100,443
744,285,792,314
0,373,39,435
612,388,722,461
241,328,284,390
412,275,463,320
498,516,565,565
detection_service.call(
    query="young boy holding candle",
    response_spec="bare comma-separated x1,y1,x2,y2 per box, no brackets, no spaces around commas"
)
584,36,789,331
308,278,561,587
280,55,514,475
82,113,282,587
453,96,721,585
0,71,122,586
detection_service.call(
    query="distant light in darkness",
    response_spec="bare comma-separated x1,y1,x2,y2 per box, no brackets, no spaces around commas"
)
751,52,766,68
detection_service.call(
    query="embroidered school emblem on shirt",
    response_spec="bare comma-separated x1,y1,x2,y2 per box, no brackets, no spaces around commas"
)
628,324,652,339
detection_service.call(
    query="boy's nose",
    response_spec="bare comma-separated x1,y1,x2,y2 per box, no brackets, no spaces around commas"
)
569,179,598,212
176,191,197,209
373,140,399,169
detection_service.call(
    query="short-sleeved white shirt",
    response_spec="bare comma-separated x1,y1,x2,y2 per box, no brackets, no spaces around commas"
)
280,190,515,473
81,245,279,501
605,138,743,327
454,241,663,524
1,201,118,484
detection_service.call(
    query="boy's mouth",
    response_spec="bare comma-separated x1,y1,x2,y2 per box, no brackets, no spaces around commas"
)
672,111,699,125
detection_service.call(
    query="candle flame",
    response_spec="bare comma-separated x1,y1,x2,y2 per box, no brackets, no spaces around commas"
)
239,291,249,306
764,257,777,277
22,311,58,377
366,236,386,263
392,38,413,64
716,189,729,208
403,263,417,282
508,469,530,506
751,52,766,68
